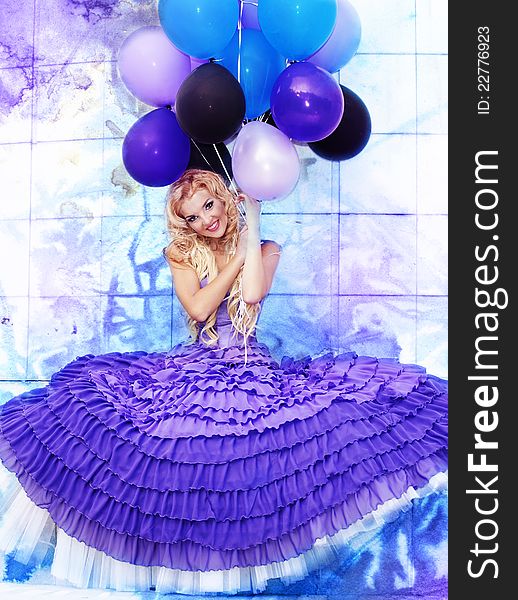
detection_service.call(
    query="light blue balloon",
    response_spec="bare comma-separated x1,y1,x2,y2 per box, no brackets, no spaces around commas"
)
258,0,337,61
220,29,286,119
158,0,239,60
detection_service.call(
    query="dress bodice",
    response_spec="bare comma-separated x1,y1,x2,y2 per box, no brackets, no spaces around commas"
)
199,277,261,348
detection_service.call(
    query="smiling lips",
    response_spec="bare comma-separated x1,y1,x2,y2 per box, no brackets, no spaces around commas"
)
206,220,220,233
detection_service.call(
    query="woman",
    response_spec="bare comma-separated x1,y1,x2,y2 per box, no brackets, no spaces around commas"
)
164,168,281,354
0,169,448,595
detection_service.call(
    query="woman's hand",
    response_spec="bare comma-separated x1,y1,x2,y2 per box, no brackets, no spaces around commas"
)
235,192,261,224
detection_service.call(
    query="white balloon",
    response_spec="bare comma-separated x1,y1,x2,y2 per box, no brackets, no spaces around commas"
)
232,122,300,201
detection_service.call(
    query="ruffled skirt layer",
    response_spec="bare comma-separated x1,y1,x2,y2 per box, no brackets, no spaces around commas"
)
0,340,448,594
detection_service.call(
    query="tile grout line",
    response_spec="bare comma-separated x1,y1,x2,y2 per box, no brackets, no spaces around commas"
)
337,70,341,354
1,293,450,299
412,0,419,576
0,212,451,221
25,0,37,380
0,132,448,148
0,51,449,71
414,0,419,367
101,51,106,354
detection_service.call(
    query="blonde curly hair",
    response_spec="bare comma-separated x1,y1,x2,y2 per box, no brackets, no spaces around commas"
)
163,169,261,347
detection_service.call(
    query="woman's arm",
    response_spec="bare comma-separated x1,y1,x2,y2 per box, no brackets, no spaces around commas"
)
168,251,245,323
239,194,282,304
168,193,280,318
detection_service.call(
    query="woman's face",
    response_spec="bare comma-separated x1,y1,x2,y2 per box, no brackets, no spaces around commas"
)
180,188,228,238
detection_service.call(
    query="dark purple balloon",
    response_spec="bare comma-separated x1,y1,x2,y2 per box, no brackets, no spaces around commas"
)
308,85,371,160
122,108,191,187
270,62,344,142
175,62,246,145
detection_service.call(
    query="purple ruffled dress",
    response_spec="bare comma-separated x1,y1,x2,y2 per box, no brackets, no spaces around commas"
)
0,286,448,594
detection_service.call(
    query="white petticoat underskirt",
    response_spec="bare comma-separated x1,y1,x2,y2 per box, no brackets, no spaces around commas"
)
0,463,448,595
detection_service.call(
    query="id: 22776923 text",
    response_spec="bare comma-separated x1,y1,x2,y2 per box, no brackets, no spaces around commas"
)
477,26,490,115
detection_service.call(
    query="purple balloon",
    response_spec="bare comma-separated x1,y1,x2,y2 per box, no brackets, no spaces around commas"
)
270,61,344,142
308,0,361,73
232,121,300,201
240,1,260,30
118,26,191,107
122,108,191,187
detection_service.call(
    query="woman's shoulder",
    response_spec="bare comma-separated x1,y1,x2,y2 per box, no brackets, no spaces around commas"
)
261,240,282,255
163,242,191,270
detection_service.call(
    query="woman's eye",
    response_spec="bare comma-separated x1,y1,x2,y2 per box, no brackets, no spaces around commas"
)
205,201,213,210
187,216,197,223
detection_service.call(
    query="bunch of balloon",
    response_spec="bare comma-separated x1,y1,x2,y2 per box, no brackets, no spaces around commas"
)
118,0,243,188
118,0,371,196
261,0,371,161
230,0,337,200
232,0,370,201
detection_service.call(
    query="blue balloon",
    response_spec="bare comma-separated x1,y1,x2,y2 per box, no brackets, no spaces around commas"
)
158,0,239,60
258,0,337,61
220,29,286,119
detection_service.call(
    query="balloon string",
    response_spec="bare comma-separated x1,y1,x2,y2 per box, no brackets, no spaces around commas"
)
190,139,213,170
212,143,235,192
212,143,246,222
189,139,246,222
213,138,248,358
190,138,242,220
259,110,270,123
237,1,244,86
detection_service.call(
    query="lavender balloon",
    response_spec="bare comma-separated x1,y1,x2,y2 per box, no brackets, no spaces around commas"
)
232,121,300,201
122,108,191,187
117,26,191,107
308,0,361,73
271,62,344,142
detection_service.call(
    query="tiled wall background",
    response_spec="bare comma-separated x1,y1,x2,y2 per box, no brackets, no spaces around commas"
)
0,1,447,598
